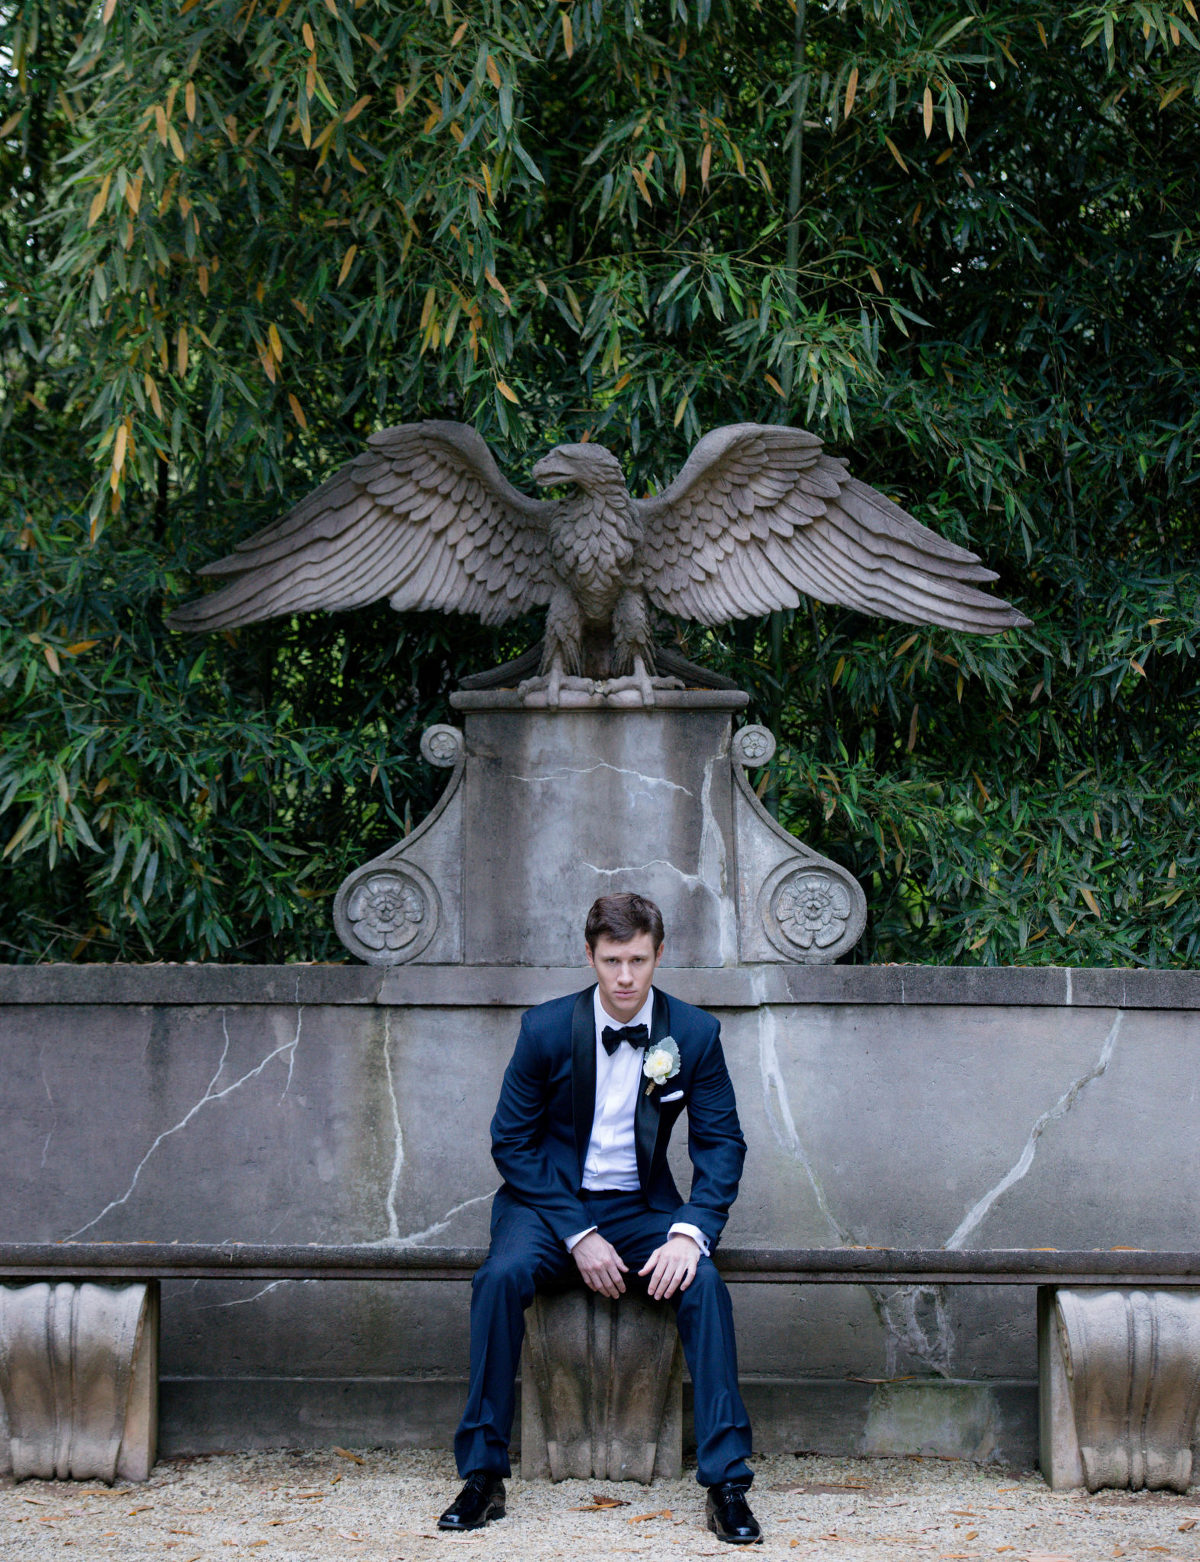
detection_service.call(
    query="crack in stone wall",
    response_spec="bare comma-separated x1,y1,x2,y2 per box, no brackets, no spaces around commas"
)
945,1010,1123,1250
63,1005,305,1241
509,761,694,801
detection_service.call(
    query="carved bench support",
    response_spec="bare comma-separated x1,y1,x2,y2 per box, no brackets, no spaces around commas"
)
1039,1286,1200,1491
521,1288,683,1482
0,1282,158,1482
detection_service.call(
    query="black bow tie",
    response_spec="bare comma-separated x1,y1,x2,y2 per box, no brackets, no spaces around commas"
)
601,1023,649,1056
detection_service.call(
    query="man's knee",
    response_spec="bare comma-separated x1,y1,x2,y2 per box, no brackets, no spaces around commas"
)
676,1257,727,1308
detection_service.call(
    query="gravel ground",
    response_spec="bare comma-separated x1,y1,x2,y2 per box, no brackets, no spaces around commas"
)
4,1448,1200,1561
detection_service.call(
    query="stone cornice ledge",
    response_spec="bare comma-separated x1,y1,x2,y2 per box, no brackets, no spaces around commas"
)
0,963,1196,1009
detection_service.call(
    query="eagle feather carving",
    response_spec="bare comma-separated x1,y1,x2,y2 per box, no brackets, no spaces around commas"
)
168,420,1028,703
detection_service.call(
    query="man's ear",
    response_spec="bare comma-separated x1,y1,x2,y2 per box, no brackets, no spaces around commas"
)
654,942,664,963
584,942,596,970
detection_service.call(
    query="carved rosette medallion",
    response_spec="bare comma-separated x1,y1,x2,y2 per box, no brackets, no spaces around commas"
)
337,862,439,965
759,859,864,962
419,723,463,768
732,723,777,768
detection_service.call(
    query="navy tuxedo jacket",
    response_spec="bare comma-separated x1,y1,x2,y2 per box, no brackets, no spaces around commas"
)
489,985,747,1251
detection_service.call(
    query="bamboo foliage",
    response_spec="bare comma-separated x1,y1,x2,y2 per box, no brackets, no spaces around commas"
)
1,0,1198,963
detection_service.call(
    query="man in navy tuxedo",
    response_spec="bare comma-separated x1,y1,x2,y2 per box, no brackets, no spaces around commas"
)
439,892,761,1544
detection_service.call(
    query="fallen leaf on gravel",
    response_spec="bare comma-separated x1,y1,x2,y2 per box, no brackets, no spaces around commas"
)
291,1490,324,1499
572,1494,631,1509
167,1529,196,1536
1023,1554,1075,1560
776,1481,871,1495
333,1447,366,1463
21,1497,48,1505
1181,1520,1198,1531
128,1505,153,1514
629,1509,672,1521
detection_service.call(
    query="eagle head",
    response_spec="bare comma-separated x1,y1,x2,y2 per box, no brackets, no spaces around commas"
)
532,442,626,495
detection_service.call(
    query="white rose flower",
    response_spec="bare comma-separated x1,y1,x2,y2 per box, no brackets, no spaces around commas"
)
642,1036,680,1092
645,1048,674,1083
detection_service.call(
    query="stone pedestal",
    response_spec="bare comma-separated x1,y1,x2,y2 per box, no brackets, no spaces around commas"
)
334,692,866,967
1038,1286,1200,1491
520,1288,683,1482
0,1281,158,1482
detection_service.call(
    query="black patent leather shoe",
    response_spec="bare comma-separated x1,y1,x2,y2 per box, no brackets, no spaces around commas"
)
706,1481,762,1544
437,1472,506,1531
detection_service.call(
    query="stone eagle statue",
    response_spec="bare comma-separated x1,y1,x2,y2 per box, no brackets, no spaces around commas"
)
168,420,1028,703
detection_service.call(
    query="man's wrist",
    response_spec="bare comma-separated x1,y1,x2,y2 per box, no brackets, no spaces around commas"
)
565,1225,597,1253
668,1221,709,1257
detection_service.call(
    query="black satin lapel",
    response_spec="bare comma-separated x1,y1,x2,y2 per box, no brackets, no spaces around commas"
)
635,988,669,1189
572,986,597,1177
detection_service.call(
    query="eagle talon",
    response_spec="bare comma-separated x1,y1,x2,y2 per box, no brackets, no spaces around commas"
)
516,672,597,707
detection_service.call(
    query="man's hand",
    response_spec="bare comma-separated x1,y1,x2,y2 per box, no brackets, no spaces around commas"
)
639,1233,700,1301
572,1230,628,1298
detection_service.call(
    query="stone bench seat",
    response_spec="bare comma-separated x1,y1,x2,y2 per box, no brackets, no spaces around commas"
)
3,1243,1198,1491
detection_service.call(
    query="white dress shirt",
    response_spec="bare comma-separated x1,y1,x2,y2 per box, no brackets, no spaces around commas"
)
564,987,709,1256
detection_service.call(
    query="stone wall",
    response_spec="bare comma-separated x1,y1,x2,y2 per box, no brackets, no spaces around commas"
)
2,963,1197,1468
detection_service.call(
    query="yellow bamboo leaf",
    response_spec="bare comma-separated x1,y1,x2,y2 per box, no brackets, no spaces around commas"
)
87,172,112,228
423,109,440,133
485,268,511,306
419,286,436,330
700,141,712,185
752,157,772,194
1186,0,1197,20
1036,19,1047,44
43,644,61,675
125,169,144,214
867,263,884,293
732,142,745,176
1170,21,1181,44
344,94,372,123
535,277,547,296
268,322,283,361
260,346,277,383
883,135,908,172
764,373,785,398
832,655,846,686
893,632,918,658
673,392,688,428
154,103,168,144
450,18,468,45
102,0,117,21
486,53,501,88
496,380,519,404
197,263,209,297
176,325,188,377
112,422,128,476
923,85,934,138
323,0,338,15
168,123,185,160
302,21,315,48
613,372,632,392
65,641,99,656
1079,885,1101,917
562,12,574,57
4,810,39,858
844,65,858,120
481,161,493,203
287,392,308,430
631,166,651,204
348,152,366,172
145,374,163,417
337,244,357,285
1,110,22,137
185,80,196,121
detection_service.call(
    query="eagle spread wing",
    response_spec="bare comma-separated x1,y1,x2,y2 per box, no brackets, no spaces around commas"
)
167,421,553,632
636,423,1028,634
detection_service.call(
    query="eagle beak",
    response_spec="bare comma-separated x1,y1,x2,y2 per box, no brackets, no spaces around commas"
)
532,453,573,487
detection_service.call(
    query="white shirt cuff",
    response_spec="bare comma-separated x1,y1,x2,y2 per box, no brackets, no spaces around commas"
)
668,1221,709,1257
565,1225,597,1252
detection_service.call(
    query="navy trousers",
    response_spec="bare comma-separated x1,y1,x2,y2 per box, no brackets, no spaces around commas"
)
453,1190,753,1487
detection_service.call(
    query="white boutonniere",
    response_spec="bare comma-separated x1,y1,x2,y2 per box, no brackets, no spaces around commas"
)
643,1036,681,1095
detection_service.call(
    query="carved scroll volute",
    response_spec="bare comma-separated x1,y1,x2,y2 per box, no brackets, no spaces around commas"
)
731,723,866,965
333,724,465,966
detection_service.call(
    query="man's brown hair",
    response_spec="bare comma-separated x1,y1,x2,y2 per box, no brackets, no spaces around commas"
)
585,892,665,951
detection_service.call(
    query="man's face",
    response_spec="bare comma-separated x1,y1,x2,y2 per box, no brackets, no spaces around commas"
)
586,932,663,1022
